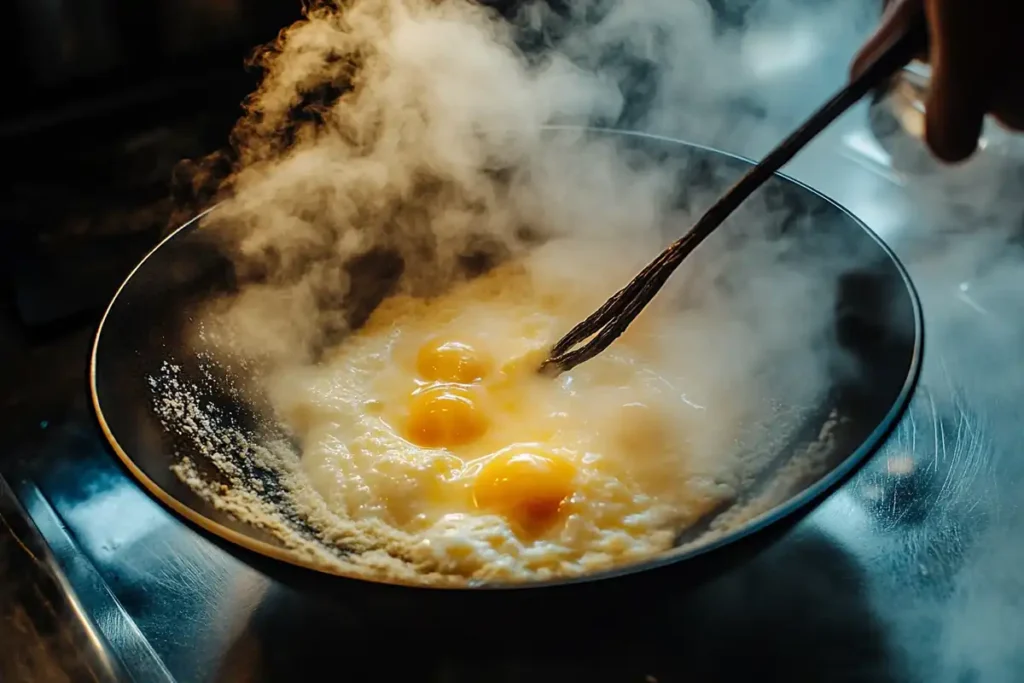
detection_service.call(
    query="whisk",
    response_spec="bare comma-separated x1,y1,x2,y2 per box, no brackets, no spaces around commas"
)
540,15,927,377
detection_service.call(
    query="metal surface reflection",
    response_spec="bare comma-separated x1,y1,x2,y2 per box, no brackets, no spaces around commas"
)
0,476,125,683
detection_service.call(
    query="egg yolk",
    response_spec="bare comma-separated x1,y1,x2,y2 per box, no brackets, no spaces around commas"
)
416,339,491,384
405,384,489,448
473,445,577,530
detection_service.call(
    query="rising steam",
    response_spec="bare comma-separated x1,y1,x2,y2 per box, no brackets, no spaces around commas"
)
182,0,859,487
195,0,652,363
187,0,861,383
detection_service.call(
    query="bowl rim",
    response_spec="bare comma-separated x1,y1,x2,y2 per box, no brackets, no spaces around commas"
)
90,127,925,592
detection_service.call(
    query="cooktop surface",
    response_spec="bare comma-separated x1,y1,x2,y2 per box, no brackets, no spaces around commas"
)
3,10,1024,681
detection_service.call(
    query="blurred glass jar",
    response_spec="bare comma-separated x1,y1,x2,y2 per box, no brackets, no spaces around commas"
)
866,0,1023,173
866,58,1024,244
868,60,1023,175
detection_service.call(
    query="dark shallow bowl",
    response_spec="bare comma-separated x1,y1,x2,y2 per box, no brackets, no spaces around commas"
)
91,128,923,629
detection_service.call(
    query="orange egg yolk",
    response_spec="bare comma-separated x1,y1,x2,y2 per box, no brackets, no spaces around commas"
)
405,384,489,448
473,445,577,530
416,339,491,384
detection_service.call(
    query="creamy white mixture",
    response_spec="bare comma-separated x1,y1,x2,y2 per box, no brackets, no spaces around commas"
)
261,241,736,581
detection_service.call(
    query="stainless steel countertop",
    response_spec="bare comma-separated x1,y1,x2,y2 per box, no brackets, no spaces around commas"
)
3,13,1024,682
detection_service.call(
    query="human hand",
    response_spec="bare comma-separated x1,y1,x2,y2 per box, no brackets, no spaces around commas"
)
851,0,1024,163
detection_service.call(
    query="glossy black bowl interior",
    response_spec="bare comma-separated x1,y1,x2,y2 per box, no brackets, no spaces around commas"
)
91,128,922,625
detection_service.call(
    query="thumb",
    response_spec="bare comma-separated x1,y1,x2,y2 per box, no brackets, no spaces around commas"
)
851,0,926,80
923,0,989,162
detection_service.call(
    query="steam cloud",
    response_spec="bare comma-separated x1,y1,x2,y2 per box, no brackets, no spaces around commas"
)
183,0,860,495
195,0,636,363
187,0,860,385
168,0,1024,674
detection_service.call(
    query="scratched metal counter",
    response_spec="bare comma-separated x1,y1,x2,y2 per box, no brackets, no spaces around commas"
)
3,107,1023,682
4,25,1024,683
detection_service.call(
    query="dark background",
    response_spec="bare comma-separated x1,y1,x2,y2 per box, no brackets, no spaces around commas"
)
2,0,306,446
